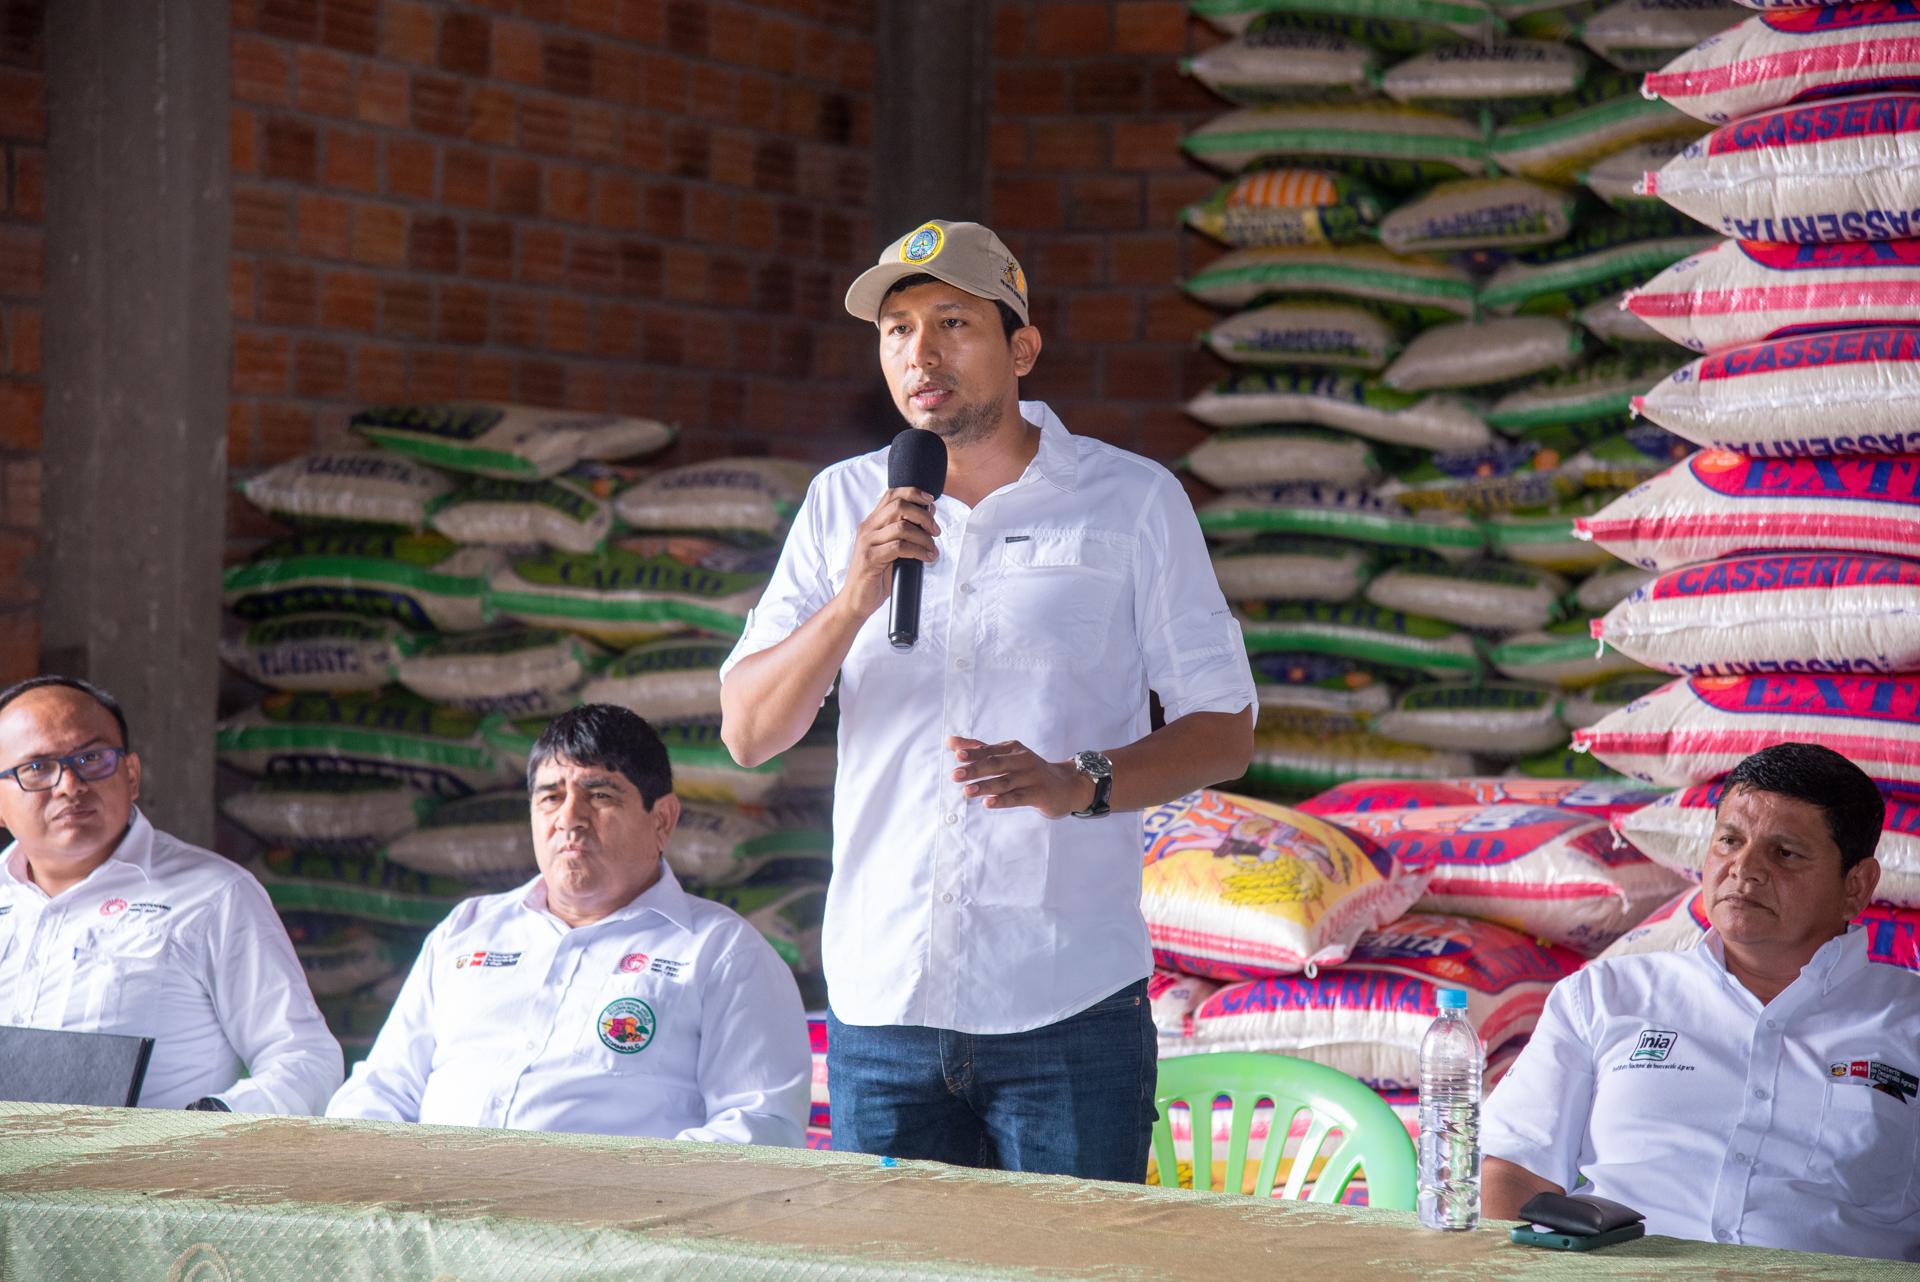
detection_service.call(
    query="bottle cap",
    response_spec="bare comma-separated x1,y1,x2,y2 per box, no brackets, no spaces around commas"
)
1436,989,1469,1011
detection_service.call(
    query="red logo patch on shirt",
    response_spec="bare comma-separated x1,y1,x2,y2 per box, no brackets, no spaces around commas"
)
619,953,649,973
453,950,522,970
99,898,126,917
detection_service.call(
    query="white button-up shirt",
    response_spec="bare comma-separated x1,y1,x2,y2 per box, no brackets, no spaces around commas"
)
1483,925,1920,1261
326,863,810,1145
722,403,1256,1035
0,809,343,1113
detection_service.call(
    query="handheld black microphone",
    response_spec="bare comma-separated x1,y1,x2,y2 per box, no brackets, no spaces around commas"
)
886,427,948,651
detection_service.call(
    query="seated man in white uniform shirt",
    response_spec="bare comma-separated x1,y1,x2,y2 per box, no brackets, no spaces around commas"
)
1482,742,1920,1261
328,704,810,1143
0,676,342,1113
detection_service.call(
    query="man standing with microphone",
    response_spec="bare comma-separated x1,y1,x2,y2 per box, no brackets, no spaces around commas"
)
719,220,1255,1181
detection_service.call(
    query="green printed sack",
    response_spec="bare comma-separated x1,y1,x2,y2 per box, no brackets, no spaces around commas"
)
1365,559,1568,629
612,459,816,547
1489,613,1654,686
1182,103,1488,186
1185,426,1379,490
394,627,608,718
216,690,501,797
1187,371,1493,452
1212,534,1381,602
1477,212,1717,315
1509,744,1628,778
383,790,537,889
694,884,828,971
578,638,731,722
1250,649,1418,716
665,802,832,889
219,614,426,693
1377,178,1578,254
250,848,469,928
239,451,454,531
1563,424,1695,491
1485,354,1685,433
1202,303,1402,369
222,533,499,634
351,403,674,480
296,929,413,998
488,545,771,647
426,470,619,554
1372,442,1583,514
1482,491,1624,572
1381,40,1588,114
1560,671,1669,727
1202,485,1485,560
1577,0,1745,72
1374,680,1568,754
1244,721,1478,791
1383,317,1584,392
1238,599,1482,676
1182,170,1385,248
1487,70,1706,183
220,775,431,858
1183,243,1476,320
485,715,786,806
1505,0,1610,42
1182,28,1382,104
1194,0,1506,50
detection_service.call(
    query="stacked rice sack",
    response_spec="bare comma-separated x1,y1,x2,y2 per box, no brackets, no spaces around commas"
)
214,405,837,1058
1174,0,1738,798
1144,780,1680,1164
1546,11,1920,966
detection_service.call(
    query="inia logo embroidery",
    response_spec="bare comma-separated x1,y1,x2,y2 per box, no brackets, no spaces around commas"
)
1631,1030,1680,1062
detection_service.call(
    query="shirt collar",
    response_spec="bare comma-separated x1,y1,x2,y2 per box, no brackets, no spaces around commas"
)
1018,401,1079,494
1697,921,1869,996
518,859,694,934
0,807,153,901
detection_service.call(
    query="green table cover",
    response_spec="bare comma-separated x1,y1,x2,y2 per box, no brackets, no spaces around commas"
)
0,1102,1906,1280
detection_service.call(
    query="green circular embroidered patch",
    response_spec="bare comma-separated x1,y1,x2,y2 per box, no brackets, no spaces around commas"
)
597,997,656,1054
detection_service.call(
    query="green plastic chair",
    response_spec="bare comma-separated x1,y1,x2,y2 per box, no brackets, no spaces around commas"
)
1150,1051,1418,1209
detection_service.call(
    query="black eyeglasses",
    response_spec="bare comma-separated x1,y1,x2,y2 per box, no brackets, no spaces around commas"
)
0,747,126,792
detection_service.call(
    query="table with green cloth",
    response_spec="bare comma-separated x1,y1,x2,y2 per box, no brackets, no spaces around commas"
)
0,1102,1907,1280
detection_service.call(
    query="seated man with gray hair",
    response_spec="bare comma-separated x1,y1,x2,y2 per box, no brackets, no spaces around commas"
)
328,704,810,1143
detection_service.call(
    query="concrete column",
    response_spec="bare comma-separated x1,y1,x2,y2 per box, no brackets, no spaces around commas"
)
873,0,994,247
40,0,230,847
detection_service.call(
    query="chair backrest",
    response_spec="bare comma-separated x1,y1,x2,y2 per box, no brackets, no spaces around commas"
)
1150,1051,1417,1210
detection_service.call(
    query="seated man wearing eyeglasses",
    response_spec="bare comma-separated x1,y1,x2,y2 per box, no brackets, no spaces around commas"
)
0,676,342,1112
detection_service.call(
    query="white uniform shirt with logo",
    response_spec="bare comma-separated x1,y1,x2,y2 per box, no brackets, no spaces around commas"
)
1483,925,1920,1261
721,403,1257,1035
0,809,344,1113
325,863,810,1144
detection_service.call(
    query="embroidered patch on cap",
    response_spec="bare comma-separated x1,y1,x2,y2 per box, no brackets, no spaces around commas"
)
901,223,944,264
598,997,656,1053
1002,258,1026,300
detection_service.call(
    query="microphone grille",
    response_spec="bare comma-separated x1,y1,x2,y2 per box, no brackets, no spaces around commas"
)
887,428,948,499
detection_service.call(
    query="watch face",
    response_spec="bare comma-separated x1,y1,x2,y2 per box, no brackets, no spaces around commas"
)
1076,750,1112,778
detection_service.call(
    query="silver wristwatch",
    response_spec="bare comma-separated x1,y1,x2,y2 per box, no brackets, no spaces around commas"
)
1071,750,1112,818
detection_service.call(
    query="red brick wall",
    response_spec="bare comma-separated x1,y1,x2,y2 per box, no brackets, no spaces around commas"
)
990,1,1229,468
228,0,881,557
0,1,39,683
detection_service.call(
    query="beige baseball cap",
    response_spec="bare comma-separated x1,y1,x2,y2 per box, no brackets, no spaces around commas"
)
844,220,1030,326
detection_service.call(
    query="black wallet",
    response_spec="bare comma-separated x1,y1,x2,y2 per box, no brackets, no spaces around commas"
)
1511,1191,1648,1251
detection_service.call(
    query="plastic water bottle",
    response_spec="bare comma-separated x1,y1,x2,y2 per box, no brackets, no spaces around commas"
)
1417,988,1484,1231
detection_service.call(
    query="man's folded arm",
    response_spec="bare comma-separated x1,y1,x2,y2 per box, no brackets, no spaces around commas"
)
677,944,812,1146
325,945,439,1121
1479,973,1599,1219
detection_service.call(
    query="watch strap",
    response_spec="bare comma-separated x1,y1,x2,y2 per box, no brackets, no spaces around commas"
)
1072,753,1112,818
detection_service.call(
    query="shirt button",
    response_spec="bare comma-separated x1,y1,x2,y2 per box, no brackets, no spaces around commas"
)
940,893,953,904
955,658,968,670
524,1040,535,1050
1754,1089,1767,1099
1717,1231,1731,1242
959,583,974,595
1765,1019,1776,1028
1734,1152,1748,1164
944,813,957,825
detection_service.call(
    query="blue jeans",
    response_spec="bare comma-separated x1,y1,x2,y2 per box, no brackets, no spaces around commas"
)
826,980,1157,1181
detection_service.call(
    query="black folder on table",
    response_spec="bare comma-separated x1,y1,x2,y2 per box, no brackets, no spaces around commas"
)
0,1025,154,1107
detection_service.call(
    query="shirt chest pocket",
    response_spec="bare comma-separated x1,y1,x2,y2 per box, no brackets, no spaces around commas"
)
66,925,170,1034
574,976,684,1074
1807,1080,1919,1216
986,532,1126,670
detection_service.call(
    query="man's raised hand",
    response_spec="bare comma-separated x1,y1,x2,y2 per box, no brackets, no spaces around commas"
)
836,488,940,623
947,736,1096,820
